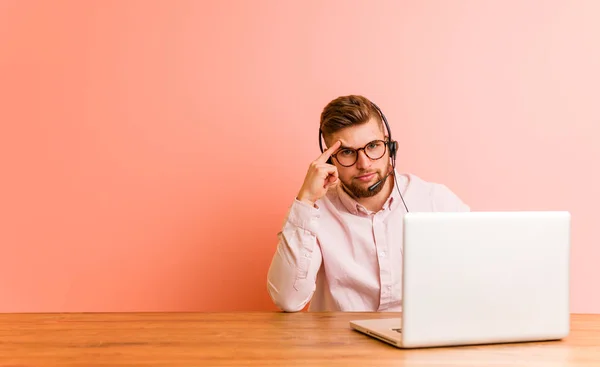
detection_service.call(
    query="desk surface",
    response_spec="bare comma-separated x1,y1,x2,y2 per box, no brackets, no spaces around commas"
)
0,312,598,366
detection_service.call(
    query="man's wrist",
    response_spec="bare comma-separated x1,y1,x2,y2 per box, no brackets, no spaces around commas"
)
296,192,316,207
296,196,315,207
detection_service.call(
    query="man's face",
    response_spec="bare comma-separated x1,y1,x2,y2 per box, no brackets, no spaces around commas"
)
326,118,392,198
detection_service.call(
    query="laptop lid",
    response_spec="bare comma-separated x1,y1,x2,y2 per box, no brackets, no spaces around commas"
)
400,211,571,348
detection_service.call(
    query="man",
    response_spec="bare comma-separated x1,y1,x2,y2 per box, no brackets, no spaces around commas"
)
267,95,469,312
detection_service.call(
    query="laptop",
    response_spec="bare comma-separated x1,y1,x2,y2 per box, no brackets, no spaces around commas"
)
350,211,571,348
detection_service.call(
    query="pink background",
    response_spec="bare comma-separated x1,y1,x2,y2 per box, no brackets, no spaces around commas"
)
1,1,598,313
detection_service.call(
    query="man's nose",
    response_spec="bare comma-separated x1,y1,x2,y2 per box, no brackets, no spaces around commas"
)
356,150,371,169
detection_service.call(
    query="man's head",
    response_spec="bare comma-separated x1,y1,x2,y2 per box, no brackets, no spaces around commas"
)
320,95,395,199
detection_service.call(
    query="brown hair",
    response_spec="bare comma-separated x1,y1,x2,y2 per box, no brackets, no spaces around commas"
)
319,95,383,142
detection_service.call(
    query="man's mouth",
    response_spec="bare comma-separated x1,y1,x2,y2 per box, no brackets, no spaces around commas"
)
356,172,376,182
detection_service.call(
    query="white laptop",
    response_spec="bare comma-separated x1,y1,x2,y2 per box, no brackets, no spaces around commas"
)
350,211,571,348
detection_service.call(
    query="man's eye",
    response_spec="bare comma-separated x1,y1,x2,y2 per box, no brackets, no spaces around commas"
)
367,143,378,149
340,149,355,156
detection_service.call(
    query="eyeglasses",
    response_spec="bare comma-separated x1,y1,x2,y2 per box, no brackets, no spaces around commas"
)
331,140,388,167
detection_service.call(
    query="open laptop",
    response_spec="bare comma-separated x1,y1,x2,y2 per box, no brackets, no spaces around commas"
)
350,211,571,348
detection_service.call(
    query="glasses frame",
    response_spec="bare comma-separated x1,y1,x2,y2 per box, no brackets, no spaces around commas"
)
330,139,389,167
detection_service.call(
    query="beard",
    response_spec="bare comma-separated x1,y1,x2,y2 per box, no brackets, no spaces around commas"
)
341,163,392,199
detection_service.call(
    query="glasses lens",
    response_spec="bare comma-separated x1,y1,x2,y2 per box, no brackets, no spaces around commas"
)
336,148,357,166
365,141,386,160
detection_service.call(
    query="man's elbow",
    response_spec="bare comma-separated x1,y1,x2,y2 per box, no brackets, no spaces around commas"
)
276,300,305,313
267,281,308,312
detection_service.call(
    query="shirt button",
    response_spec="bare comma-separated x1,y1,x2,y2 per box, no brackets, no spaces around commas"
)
379,251,386,257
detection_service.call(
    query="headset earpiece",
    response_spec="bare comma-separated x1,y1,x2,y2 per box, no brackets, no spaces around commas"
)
389,140,398,160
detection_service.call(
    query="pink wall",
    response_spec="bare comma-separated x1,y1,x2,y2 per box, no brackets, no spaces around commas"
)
1,1,598,313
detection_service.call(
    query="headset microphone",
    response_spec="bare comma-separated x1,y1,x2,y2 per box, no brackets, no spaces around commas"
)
368,169,393,192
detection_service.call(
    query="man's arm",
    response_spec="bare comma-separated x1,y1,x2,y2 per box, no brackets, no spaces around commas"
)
267,199,323,312
268,140,341,311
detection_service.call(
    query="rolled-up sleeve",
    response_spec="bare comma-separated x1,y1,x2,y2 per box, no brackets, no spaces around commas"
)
267,199,323,312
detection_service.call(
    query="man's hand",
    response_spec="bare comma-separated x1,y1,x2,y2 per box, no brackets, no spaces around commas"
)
296,140,342,207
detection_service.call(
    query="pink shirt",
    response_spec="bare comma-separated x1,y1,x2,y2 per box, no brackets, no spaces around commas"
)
267,172,470,312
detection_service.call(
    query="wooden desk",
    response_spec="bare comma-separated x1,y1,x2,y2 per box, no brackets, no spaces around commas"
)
0,312,598,366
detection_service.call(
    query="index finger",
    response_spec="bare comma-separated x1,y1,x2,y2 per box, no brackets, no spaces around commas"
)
316,140,342,163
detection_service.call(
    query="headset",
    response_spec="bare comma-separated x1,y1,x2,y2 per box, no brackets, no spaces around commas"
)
318,101,409,213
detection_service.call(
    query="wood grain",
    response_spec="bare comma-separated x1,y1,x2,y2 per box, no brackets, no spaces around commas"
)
0,312,598,366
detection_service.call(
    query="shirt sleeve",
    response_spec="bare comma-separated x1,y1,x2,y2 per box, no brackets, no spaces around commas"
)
266,198,323,312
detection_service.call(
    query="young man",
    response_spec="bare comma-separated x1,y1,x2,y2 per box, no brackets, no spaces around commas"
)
267,95,469,312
